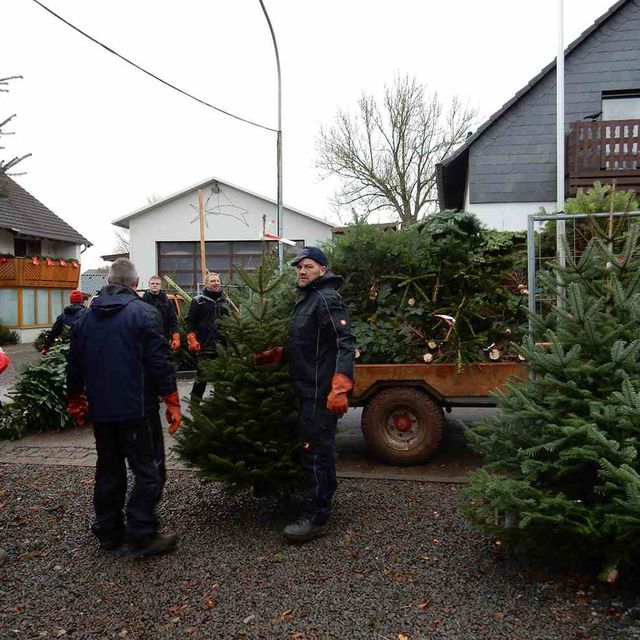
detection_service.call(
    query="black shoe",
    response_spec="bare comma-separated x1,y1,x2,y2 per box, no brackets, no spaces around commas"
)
129,532,178,557
99,537,125,551
282,515,329,542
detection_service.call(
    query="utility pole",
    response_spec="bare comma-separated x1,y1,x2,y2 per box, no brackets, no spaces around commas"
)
198,189,207,282
258,0,284,272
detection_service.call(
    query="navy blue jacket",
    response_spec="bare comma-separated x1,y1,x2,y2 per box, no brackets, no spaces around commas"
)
43,303,86,349
288,272,355,399
185,289,230,354
141,290,179,339
67,284,177,423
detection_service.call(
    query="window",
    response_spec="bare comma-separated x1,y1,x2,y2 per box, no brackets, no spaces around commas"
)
37,289,50,325
22,288,36,325
0,289,18,326
51,289,64,320
602,91,640,120
14,238,42,258
157,240,304,290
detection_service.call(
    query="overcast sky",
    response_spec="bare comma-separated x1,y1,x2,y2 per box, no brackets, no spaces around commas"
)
3,0,616,268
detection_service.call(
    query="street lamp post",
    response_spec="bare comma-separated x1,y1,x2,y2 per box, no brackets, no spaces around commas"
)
258,0,284,272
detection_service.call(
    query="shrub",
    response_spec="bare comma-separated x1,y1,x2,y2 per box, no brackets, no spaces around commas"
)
0,342,74,440
0,321,19,347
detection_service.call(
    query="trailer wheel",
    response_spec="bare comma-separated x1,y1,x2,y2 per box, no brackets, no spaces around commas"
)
361,387,445,465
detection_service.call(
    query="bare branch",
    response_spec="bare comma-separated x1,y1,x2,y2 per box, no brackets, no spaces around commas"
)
317,74,477,225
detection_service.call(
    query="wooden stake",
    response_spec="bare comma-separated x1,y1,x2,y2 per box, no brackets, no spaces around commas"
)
198,189,207,282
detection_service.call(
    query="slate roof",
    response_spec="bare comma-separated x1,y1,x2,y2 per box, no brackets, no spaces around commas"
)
0,176,91,246
436,0,632,210
80,270,108,295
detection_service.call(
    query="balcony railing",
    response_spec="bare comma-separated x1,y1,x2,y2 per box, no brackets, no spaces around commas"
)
566,119,640,195
0,257,80,289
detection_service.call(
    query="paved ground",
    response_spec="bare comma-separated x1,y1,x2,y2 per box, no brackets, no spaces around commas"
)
0,378,486,482
0,347,486,482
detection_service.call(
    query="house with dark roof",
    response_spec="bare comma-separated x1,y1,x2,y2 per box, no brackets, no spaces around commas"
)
437,0,640,230
0,176,91,341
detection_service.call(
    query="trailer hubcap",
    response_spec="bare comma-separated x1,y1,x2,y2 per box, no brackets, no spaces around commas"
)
388,410,418,440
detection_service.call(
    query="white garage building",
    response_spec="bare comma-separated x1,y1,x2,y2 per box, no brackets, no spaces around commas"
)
112,176,335,289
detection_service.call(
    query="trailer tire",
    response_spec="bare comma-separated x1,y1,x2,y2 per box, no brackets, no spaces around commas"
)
361,387,445,465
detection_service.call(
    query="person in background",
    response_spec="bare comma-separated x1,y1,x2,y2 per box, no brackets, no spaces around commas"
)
185,272,230,400
255,247,355,542
66,258,181,556
142,275,181,351
41,290,86,355
0,347,10,410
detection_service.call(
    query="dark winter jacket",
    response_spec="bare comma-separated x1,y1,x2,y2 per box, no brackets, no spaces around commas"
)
43,303,87,349
67,284,177,423
185,289,230,354
141,289,179,339
288,271,355,400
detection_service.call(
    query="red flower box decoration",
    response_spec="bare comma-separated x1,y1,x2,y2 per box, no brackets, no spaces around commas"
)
72,261,79,269
31,257,40,266
59,259,67,266
46,257,54,267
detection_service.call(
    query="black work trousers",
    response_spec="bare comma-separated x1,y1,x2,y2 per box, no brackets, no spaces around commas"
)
298,398,338,521
191,353,217,399
92,410,166,543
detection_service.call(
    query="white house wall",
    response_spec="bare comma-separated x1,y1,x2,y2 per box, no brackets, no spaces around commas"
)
463,177,554,230
127,182,333,286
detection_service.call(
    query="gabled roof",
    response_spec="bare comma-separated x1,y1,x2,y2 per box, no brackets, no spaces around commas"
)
113,175,334,229
0,176,91,246
438,0,630,171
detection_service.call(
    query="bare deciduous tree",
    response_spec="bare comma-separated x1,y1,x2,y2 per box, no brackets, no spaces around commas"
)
112,229,130,254
1,75,31,196
316,74,476,225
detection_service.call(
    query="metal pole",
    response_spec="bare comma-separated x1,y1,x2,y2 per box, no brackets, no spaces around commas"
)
527,213,536,335
258,0,284,272
556,0,566,304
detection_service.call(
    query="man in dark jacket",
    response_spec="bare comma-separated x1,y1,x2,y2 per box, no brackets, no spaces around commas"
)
41,290,86,355
255,247,355,542
142,275,180,350
66,258,182,556
185,272,230,400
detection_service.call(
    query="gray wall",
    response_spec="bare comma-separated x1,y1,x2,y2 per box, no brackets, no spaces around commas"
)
469,0,640,204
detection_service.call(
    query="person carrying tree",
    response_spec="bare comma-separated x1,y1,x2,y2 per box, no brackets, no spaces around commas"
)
41,289,87,356
185,272,230,400
66,258,182,556
255,246,356,542
142,275,181,351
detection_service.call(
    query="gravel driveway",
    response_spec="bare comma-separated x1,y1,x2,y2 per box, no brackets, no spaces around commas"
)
1,464,639,639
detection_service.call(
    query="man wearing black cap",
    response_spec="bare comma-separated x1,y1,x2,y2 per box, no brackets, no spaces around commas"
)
255,246,355,542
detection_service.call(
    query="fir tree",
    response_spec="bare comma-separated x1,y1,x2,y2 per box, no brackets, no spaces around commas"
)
462,219,640,574
174,260,302,495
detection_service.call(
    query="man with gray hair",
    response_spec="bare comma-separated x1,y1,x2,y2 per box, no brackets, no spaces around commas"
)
67,258,182,556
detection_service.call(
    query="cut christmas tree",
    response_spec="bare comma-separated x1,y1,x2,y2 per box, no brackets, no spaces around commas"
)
174,260,302,495
462,213,640,575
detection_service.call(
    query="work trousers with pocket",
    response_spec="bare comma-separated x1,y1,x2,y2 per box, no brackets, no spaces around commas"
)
297,398,338,521
92,410,166,543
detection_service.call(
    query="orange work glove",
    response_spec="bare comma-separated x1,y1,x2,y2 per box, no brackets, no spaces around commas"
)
186,332,201,352
170,332,181,351
326,373,353,416
164,391,182,435
253,347,284,366
67,393,89,427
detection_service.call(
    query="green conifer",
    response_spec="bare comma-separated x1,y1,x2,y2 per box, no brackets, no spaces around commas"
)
462,218,640,574
174,260,302,495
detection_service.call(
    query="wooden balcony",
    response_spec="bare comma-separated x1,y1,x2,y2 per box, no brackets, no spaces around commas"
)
566,119,640,196
0,257,80,289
